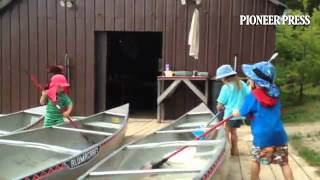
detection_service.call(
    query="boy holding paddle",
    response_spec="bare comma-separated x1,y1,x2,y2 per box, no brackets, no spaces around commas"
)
233,61,293,180
40,74,73,128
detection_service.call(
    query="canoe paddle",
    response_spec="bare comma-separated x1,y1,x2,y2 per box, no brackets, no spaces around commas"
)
143,115,233,169
192,111,222,139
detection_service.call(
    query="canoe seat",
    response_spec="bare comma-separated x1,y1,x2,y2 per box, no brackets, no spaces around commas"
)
175,122,209,129
84,122,121,129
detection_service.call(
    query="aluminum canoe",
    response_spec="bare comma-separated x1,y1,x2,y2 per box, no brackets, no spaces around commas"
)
78,103,230,180
0,104,129,180
0,106,46,136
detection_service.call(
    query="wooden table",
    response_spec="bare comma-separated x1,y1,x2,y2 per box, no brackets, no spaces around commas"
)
157,76,209,122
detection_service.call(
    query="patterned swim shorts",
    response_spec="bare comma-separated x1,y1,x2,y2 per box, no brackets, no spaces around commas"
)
251,144,289,165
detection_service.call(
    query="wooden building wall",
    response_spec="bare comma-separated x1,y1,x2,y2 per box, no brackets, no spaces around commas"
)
0,0,277,117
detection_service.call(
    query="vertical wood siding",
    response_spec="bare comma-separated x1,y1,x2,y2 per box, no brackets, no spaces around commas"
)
0,0,278,118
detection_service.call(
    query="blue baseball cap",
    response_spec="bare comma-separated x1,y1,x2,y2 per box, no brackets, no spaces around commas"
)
215,65,237,80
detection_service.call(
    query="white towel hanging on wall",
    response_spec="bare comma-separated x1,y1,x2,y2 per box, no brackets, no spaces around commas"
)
188,9,200,60
181,0,202,5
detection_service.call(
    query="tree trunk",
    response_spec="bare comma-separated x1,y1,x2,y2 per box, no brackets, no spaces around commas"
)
299,82,304,103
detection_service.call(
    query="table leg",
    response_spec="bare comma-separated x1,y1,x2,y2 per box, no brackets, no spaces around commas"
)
205,80,209,105
157,80,161,122
160,81,165,122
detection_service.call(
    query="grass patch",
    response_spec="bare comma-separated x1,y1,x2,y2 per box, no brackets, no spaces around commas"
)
290,134,320,174
281,85,320,123
282,99,320,123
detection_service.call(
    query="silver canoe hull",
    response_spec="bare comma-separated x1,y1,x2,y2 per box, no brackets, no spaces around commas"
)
0,106,46,136
0,104,129,180
79,103,229,180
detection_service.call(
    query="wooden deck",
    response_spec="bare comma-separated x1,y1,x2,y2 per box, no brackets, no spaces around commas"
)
125,118,320,180
124,118,170,144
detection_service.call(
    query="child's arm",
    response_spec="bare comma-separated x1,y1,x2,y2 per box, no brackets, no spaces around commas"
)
216,85,228,112
247,79,255,91
40,90,48,105
63,105,73,118
233,93,256,117
216,103,225,112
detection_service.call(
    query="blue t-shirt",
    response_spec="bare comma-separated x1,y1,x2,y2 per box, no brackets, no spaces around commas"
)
239,93,288,148
217,80,249,119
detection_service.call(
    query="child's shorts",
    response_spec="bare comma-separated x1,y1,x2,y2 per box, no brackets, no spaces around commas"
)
251,144,289,166
226,120,242,128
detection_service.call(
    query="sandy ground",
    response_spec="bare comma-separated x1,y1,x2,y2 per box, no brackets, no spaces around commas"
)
302,132,320,153
285,122,320,152
285,122,320,135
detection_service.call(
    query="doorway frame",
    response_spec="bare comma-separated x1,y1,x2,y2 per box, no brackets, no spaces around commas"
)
95,31,163,113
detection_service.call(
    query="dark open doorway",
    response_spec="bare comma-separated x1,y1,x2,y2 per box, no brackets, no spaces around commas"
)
95,32,162,118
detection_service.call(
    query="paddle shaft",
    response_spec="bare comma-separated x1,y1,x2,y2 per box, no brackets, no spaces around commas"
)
151,116,233,169
54,104,80,128
24,69,45,91
206,111,222,127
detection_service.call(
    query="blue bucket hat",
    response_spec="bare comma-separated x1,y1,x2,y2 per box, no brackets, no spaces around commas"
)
215,65,237,80
242,61,280,98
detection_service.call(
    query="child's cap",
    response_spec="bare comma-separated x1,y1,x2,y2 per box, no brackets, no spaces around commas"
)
50,74,70,88
215,64,237,80
242,61,280,97
47,74,70,102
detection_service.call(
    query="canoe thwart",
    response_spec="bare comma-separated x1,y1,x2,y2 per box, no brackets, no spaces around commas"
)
156,128,211,134
0,130,10,135
53,126,113,136
126,140,224,149
175,122,212,129
84,122,122,129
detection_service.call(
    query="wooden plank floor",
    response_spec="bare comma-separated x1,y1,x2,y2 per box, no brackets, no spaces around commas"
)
124,118,170,144
125,119,320,180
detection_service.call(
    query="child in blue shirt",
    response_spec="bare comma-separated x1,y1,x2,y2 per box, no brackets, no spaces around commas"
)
215,65,249,155
233,61,293,180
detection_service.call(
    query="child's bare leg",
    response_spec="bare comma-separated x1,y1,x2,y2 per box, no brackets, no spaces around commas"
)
224,126,230,143
281,164,294,180
230,127,239,155
251,160,260,180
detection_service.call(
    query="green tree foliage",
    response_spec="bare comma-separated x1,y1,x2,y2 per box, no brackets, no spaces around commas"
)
276,9,320,103
281,0,320,14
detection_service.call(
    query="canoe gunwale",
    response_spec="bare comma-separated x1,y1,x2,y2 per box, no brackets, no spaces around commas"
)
193,126,229,179
197,145,228,180
89,168,202,176
0,139,81,155
13,104,129,180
